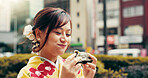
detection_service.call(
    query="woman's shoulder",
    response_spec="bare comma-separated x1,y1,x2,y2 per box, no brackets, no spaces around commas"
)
17,56,44,78
19,56,43,72
17,66,29,78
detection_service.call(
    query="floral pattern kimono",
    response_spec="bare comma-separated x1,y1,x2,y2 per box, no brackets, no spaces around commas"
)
17,56,84,78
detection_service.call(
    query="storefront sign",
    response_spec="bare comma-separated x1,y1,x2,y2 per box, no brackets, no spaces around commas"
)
124,25,143,35
107,35,115,44
119,36,142,44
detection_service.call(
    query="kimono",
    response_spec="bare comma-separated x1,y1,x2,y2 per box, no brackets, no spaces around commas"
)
17,56,84,78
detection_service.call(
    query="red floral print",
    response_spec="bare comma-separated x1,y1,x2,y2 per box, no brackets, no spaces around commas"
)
29,61,56,78
78,70,80,74
37,61,56,75
29,67,45,78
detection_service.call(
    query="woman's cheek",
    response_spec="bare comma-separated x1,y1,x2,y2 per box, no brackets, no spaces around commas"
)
68,37,71,44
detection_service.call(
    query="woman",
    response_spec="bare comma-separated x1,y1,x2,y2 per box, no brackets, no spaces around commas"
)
17,7,97,78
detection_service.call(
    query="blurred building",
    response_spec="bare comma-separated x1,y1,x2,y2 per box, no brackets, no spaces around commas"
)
70,0,97,51
44,0,70,13
0,1,13,52
0,0,44,53
70,0,88,48
120,0,148,50
11,0,44,32
96,0,120,53
0,1,11,32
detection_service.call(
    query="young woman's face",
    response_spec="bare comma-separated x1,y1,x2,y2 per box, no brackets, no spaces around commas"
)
42,21,71,56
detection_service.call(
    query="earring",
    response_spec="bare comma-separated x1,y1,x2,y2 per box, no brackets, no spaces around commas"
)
32,39,40,49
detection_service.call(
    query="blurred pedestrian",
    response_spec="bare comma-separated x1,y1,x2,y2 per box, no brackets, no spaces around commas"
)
17,7,97,78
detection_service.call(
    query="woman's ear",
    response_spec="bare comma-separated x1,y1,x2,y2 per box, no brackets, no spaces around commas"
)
35,28,42,41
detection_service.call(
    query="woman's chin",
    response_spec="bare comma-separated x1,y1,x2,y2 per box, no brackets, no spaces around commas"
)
57,49,66,55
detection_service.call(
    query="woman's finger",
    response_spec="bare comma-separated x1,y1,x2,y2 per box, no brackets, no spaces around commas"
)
83,64,96,72
65,54,76,63
73,64,81,73
70,57,82,66
84,67,96,72
87,53,97,64
85,63,96,70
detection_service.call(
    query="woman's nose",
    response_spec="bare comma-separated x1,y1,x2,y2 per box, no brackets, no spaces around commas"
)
60,33,67,42
61,38,65,42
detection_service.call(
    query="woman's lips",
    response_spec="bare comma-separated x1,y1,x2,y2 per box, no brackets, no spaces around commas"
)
58,44,66,48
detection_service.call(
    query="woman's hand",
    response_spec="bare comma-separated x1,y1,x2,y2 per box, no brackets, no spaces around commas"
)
82,53,97,78
60,54,82,78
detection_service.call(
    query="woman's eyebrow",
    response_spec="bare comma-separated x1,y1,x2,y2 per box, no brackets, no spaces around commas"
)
59,28,71,31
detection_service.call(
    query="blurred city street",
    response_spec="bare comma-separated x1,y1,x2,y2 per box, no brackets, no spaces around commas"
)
0,0,148,78
0,0,148,56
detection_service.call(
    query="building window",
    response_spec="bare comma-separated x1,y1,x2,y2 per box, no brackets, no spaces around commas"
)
108,28,118,35
98,0,117,3
99,29,104,35
107,9,119,19
77,24,80,28
123,5,144,18
77,12,79,17
98,9,119,20
122,0,133,2
106,0,117,2
98,0,103,3
77,37,80,42
98,12,103,20
77,0,79,3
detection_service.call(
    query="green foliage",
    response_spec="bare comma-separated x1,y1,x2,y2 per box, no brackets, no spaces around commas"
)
6,72,17,78
1,53,148,78
0,54,35,78
60,53,72,59
93,54,148,71
123,65,148,77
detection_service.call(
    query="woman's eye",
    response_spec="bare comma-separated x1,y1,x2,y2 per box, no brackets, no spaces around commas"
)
55,32,61,35
66,34,71,36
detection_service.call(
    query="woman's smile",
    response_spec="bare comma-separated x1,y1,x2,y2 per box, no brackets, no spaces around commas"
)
58,44,67,48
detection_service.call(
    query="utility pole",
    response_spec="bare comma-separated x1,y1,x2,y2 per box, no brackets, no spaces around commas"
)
92,0,96,50
13,16,17,54
103,0,107,54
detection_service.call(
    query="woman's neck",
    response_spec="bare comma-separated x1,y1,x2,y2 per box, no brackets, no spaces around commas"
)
39,51,57,63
